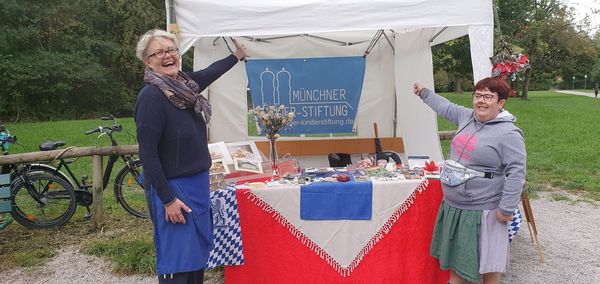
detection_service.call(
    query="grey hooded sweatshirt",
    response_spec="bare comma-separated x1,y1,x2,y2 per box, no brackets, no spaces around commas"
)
420,88,526,215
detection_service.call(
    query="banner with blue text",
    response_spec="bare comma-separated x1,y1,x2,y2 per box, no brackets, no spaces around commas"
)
246,56,366,134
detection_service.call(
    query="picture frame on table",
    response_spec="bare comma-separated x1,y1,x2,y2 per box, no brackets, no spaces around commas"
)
233,158,264,174
226,141,262,162
208,141,233,164
407,155,430,170
210,158,230,175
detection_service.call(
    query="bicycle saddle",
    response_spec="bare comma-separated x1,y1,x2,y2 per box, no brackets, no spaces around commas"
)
39,140,66,151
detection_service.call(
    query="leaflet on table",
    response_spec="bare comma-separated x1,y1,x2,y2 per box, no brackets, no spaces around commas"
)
226,141,262,162
407,155,430,170
233,158,264,174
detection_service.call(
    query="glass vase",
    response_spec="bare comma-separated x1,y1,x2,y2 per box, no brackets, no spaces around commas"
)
269,136,278,172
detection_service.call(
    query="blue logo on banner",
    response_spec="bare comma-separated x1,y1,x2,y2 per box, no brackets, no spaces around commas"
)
246,56,366,134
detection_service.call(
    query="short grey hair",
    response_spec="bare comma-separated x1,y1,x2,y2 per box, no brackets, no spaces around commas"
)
135,29,178,61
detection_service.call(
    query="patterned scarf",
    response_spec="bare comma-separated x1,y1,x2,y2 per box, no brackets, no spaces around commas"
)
143,68,212,123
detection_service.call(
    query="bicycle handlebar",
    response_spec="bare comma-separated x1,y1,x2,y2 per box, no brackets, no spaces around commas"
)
84,120,123,136
84,126,122,135
84,127,101,135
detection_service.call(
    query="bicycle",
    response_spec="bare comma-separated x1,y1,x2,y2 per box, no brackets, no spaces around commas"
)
1,125,77,229
38,115,149,219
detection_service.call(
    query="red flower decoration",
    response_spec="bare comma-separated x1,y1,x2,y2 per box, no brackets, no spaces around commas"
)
424,161,438,172
490,52,530,81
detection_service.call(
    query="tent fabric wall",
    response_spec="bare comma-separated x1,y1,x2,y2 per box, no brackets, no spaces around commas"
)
394,29,443,161
173,0,494,162
194,34,396,142
468,25,494,82
194,38,249,143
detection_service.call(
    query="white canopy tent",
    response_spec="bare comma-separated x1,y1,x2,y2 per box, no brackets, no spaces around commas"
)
166,0,494,163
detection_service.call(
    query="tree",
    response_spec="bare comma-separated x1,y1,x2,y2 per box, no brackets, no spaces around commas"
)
432,37,473,93
497,0,597,98
588,32,600,85
0,0,165,121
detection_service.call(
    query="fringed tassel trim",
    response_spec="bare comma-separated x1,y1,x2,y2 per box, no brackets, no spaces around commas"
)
345,179,430,273
245,190,347,275
244,179,429,277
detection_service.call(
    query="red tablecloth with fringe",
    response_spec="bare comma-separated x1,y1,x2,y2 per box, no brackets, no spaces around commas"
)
225,179,449,283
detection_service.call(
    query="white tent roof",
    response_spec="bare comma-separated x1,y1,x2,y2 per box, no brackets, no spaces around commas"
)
167,0,494,163
171,0,492,45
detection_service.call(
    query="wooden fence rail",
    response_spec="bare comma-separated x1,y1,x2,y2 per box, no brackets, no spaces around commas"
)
0,131,456,229
0,145,139,166
0,144,138,229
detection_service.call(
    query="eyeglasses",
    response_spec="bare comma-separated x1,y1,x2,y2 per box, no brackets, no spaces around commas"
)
147,47,179,59
472,93,497,102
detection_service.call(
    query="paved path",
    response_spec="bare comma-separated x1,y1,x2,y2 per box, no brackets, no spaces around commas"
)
553,89,599,98
4,191,600,283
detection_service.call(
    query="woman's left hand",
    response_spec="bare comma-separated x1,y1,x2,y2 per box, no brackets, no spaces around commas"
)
232,38,248,61
495,210,513,222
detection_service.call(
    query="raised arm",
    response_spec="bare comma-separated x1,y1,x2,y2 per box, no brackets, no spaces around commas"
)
188,39,247,90
413,82,472,125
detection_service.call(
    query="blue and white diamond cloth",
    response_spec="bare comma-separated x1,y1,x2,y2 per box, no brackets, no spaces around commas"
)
207,187,244,268
508,208,522,242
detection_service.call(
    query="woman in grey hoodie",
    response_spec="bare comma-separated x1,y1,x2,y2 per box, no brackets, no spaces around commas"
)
414,77,526,284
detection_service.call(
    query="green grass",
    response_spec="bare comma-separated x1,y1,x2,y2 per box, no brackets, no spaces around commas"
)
1,91,600,276
12,248,57,267
84,237,155,275
0,116,154,273
3,117,138,177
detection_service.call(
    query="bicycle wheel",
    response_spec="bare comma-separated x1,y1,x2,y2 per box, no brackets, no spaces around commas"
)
114,159,149,219
28,163,75,189
11,173,77,229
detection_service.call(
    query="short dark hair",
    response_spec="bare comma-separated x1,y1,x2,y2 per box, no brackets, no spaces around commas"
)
473,77,511,101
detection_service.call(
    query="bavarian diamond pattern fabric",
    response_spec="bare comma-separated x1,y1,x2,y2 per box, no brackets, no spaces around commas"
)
207,187,244,268
508,208,522,242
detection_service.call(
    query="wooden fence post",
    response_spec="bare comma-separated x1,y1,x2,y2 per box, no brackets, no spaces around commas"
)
92,155,104,229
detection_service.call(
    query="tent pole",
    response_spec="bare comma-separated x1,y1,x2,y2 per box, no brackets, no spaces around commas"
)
393,91,397,137
261,34,303,41
382,31,395,54
234,34,366,46
304,34,348,46
166,0,179,37
363,30,384,57
429,26,448,43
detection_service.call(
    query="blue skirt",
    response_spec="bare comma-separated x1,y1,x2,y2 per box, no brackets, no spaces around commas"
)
146,170,213,275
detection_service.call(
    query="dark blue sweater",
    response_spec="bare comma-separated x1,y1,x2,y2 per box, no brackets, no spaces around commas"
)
135,54,238,204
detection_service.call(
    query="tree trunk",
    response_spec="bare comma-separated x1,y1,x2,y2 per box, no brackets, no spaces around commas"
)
454,77,463,93
511,78,520,97
521,67,532,100
14,102,20,123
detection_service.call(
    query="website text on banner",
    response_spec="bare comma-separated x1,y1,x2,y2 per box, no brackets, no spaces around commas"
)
246,57,366,134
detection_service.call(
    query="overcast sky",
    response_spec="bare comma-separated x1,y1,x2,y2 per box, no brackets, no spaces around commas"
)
562,0,600,35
